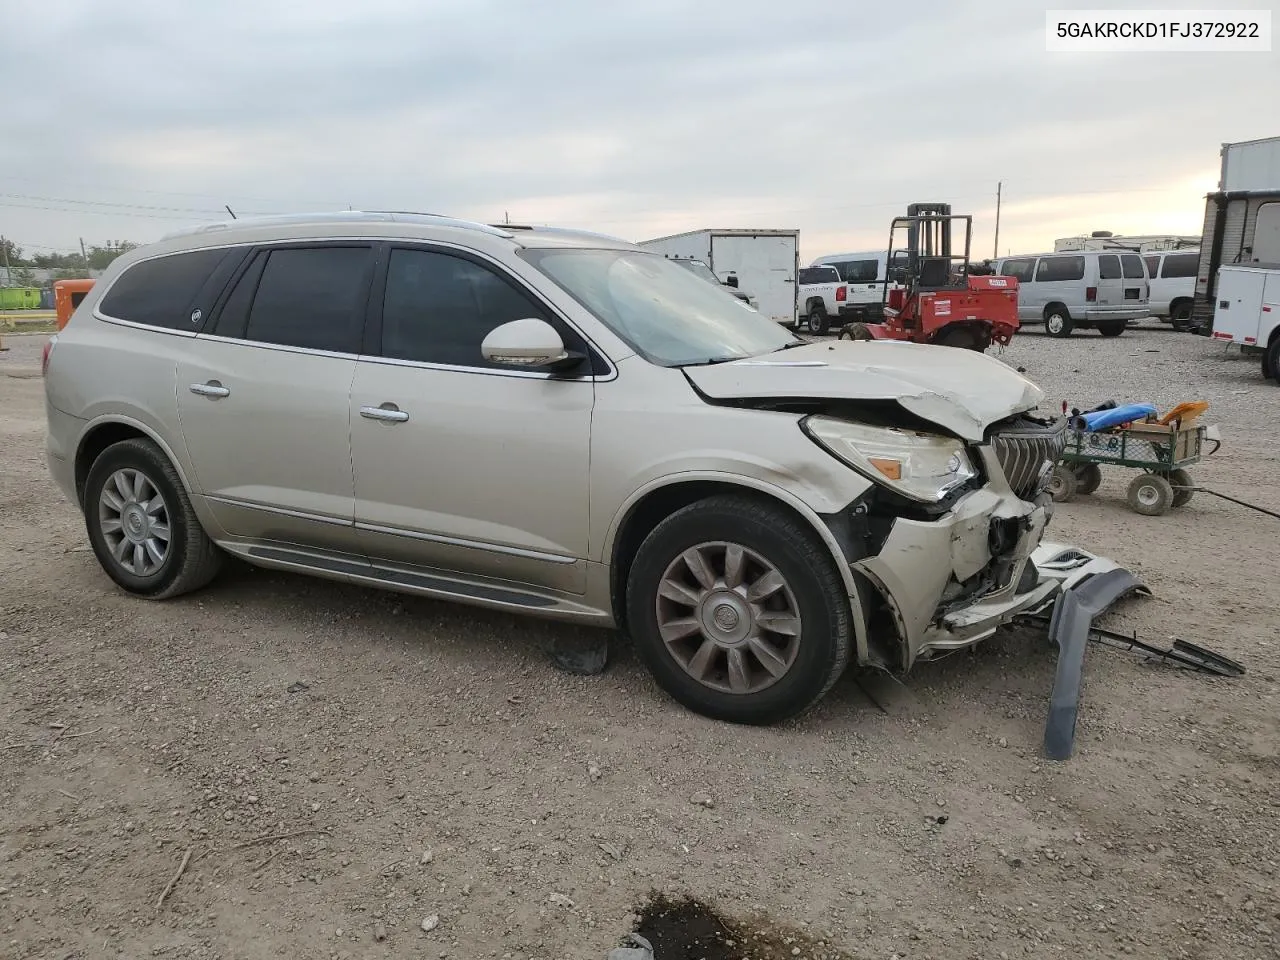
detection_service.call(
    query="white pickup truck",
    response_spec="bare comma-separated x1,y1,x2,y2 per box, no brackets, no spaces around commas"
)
797,265,849,335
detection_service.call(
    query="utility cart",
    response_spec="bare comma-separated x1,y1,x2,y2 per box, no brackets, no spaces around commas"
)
1049,414,1212,516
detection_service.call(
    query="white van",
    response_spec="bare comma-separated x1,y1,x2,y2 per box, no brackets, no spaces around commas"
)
810,249,909,321
993,250,1150,337
1142,249,1198,330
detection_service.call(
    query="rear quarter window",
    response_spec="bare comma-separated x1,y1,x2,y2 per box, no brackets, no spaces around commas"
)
1161,252,1198,278
98,248,234,331
1035,256,1085,282
1001,258,1036,283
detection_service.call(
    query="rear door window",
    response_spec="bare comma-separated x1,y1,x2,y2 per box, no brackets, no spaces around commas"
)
1120,254,1145,279
98,248,234,331
235,246,374,353
1097,254,1122,280
1034,256,1085,282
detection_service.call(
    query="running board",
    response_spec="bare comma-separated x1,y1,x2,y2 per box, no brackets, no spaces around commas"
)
223,542,612,624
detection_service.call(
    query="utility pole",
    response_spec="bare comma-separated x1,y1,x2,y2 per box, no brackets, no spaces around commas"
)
1,235,10,281
993,181,1002,260
79,237,90,277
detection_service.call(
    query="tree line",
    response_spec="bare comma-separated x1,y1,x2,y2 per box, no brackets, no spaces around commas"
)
1,239,139,284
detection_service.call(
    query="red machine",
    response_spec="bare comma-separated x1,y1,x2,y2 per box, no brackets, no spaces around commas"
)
841,203,1019,351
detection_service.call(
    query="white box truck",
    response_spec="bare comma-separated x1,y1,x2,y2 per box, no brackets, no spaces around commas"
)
637,229,800,327
1191,136,1280,335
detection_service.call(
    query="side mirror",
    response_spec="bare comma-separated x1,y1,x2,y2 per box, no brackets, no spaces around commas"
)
481,317,584,372
724,274,739,288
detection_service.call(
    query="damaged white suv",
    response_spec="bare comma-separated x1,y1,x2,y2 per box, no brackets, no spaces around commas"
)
44,212,1068,724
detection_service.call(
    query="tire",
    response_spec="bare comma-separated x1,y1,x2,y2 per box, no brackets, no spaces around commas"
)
840,321,877,342
1048,464,1079,502
1265,336,1280,383
1044,306,1073,337
1097,321,1126,337
1170,302,1192,332
932,325,988,351
806,304,830,336
1168,468,1195,508
83,437,223,599
624,495,852,725
1125,472,1174,517
1073,462,1103,496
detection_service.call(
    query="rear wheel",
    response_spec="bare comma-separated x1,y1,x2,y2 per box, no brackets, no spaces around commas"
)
1073,462,1103,496
1045,307,1073,337
840,321,877,342
1097,321,1126,337
806,304,830,336
1048,464,1078,502
932,325,989,351
1168,468,1195,508
1265,336,1280,382
625,495,852,725
83,438,223,599
1170,301,1192,332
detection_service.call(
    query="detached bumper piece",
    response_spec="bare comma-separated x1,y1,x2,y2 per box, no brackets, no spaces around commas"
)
1027,543,1244,761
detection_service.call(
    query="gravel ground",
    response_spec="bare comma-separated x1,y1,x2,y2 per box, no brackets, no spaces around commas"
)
1,323,1277,960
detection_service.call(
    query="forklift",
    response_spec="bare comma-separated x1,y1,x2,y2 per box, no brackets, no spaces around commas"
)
839,203,1020,351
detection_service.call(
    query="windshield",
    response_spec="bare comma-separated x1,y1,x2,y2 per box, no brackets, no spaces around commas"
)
673,258,719,284
523,248,797,366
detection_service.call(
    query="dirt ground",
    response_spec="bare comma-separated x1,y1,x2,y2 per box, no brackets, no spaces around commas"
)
1,324,1277,960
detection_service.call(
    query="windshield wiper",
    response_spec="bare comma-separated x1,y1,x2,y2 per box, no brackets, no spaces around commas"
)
682,355,746,367
776,340,808,350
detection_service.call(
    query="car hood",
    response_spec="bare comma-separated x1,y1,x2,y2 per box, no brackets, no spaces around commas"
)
682,340,1044,441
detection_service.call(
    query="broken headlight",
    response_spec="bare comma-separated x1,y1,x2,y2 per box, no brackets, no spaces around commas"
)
802,416,977,503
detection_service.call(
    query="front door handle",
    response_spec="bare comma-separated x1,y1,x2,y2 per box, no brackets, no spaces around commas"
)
360,403,410,423
189,380,230,399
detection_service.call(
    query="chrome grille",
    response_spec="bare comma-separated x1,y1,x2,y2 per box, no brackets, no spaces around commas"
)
989,416,1068,499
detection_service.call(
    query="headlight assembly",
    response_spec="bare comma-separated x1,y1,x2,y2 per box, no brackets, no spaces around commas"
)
802,415,977,503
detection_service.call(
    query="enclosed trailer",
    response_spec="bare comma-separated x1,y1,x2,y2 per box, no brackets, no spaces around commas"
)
637,229,800,327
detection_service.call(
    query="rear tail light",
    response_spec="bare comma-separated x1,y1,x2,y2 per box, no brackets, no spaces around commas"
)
41,335,56,376
836,285,847,302
1086,287,1097,302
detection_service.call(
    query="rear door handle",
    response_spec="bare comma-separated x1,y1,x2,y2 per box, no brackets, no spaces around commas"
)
189,380,230,399
360,403,410,423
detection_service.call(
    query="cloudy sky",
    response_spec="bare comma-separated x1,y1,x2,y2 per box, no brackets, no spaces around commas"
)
2,0,1277,263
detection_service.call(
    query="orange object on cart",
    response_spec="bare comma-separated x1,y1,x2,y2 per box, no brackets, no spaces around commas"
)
1158,400,1209,426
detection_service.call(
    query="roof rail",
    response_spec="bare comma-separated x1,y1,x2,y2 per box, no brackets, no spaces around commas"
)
160,210,513,241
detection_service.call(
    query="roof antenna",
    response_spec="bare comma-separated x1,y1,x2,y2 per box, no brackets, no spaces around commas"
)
504,211,510,224
224,205,237,219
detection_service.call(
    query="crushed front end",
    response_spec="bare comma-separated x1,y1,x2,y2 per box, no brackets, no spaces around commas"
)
838,412,1069,672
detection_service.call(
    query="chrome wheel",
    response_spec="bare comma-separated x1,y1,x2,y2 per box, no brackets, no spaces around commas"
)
655,541,802,695
98,468,171,577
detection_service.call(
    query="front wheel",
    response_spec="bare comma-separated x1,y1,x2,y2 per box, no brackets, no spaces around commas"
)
1265,337,1280,382
625,495,853,725
1045,308,1073,337
83,438,223,599
1126,472,1174,516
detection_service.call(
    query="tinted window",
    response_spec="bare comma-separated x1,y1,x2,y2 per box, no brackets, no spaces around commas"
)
99,248,230,330
1001,258,1036,283
210,251,267,339
1121,254,1145,279
242,246,372,352
1035,256,1085,282
844,259,879,283
1161,252,1198,278
381,248,553,368
1144,255,1161,278
799,267,839,284
1098,254,1122,279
